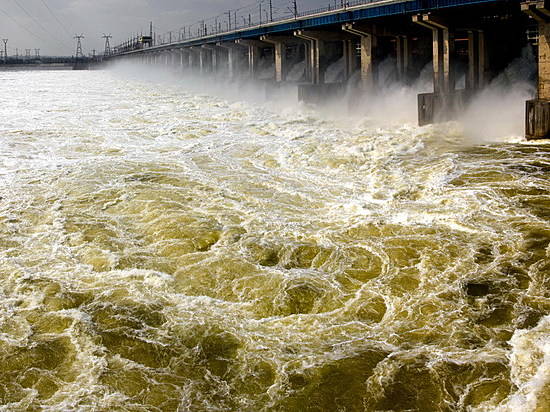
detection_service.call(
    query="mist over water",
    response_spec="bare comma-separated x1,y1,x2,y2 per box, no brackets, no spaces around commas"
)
0,66,549,411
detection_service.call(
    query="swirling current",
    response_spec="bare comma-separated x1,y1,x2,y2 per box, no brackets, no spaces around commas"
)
0,68,548,411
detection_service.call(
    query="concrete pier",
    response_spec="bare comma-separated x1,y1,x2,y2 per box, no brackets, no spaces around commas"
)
294,30,326,85
260,35,293,82
236,39,271,79
396,35,410,83
217,42,246,79
343,39,357,81
413,13,463,126
198,47,210,74
294,30,356,103
523,0,550,139
342,22,376,90
202,45,222,74
466,30,486,90
188,47,200,73
182,49,190,71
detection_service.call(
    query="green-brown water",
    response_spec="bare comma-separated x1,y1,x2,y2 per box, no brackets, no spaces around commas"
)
0,69,548,411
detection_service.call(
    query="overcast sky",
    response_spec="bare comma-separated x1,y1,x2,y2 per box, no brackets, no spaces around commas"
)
0,0,329,56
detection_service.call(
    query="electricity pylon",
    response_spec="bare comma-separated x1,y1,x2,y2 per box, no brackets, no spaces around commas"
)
2,39,7,63
102,33,112,56
74,34,84,58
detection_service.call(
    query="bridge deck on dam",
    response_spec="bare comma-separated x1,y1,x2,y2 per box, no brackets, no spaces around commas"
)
116,0,508,54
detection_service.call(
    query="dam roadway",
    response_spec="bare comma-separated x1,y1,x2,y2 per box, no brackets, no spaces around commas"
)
110,0,549,140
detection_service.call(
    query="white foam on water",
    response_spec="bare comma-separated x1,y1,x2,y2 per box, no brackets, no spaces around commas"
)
494,316,550,412
0,64,548,411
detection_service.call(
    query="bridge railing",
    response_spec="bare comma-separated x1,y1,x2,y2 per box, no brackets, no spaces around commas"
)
114,0,396,54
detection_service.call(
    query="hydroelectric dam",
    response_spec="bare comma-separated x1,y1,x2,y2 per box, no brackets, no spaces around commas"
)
2,1,550,410
110,0,549,140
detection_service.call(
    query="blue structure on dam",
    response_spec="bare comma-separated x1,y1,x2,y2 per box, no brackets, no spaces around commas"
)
111,0,549,139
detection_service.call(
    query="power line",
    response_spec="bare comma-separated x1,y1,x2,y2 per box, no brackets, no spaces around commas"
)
169,0,288,39
0,5,45,43
118,0,303,50
168,0,269,41
11,0,72,50
38,0,73,37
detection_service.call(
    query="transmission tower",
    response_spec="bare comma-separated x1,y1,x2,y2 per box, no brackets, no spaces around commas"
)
34,49,40,58
102,34,112,56
74,34,84,58
2,39,7,63
25,49,31,60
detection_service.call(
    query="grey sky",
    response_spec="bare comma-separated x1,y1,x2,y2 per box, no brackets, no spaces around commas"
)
0,0,326,56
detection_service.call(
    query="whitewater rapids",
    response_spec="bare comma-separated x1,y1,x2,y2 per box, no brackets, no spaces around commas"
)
0,68,548,411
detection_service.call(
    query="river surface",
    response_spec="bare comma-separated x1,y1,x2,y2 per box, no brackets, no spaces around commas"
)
0,69,548,411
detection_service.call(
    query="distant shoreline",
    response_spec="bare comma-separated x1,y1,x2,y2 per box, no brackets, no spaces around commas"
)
0,63,74,71
0,63,105,71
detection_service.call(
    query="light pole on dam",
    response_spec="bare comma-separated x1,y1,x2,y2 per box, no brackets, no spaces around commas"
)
110,0,547,140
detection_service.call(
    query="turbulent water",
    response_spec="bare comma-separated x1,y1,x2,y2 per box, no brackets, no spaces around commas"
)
0,68,549,412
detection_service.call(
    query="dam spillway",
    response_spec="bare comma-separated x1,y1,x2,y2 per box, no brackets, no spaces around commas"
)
111,0,550,139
